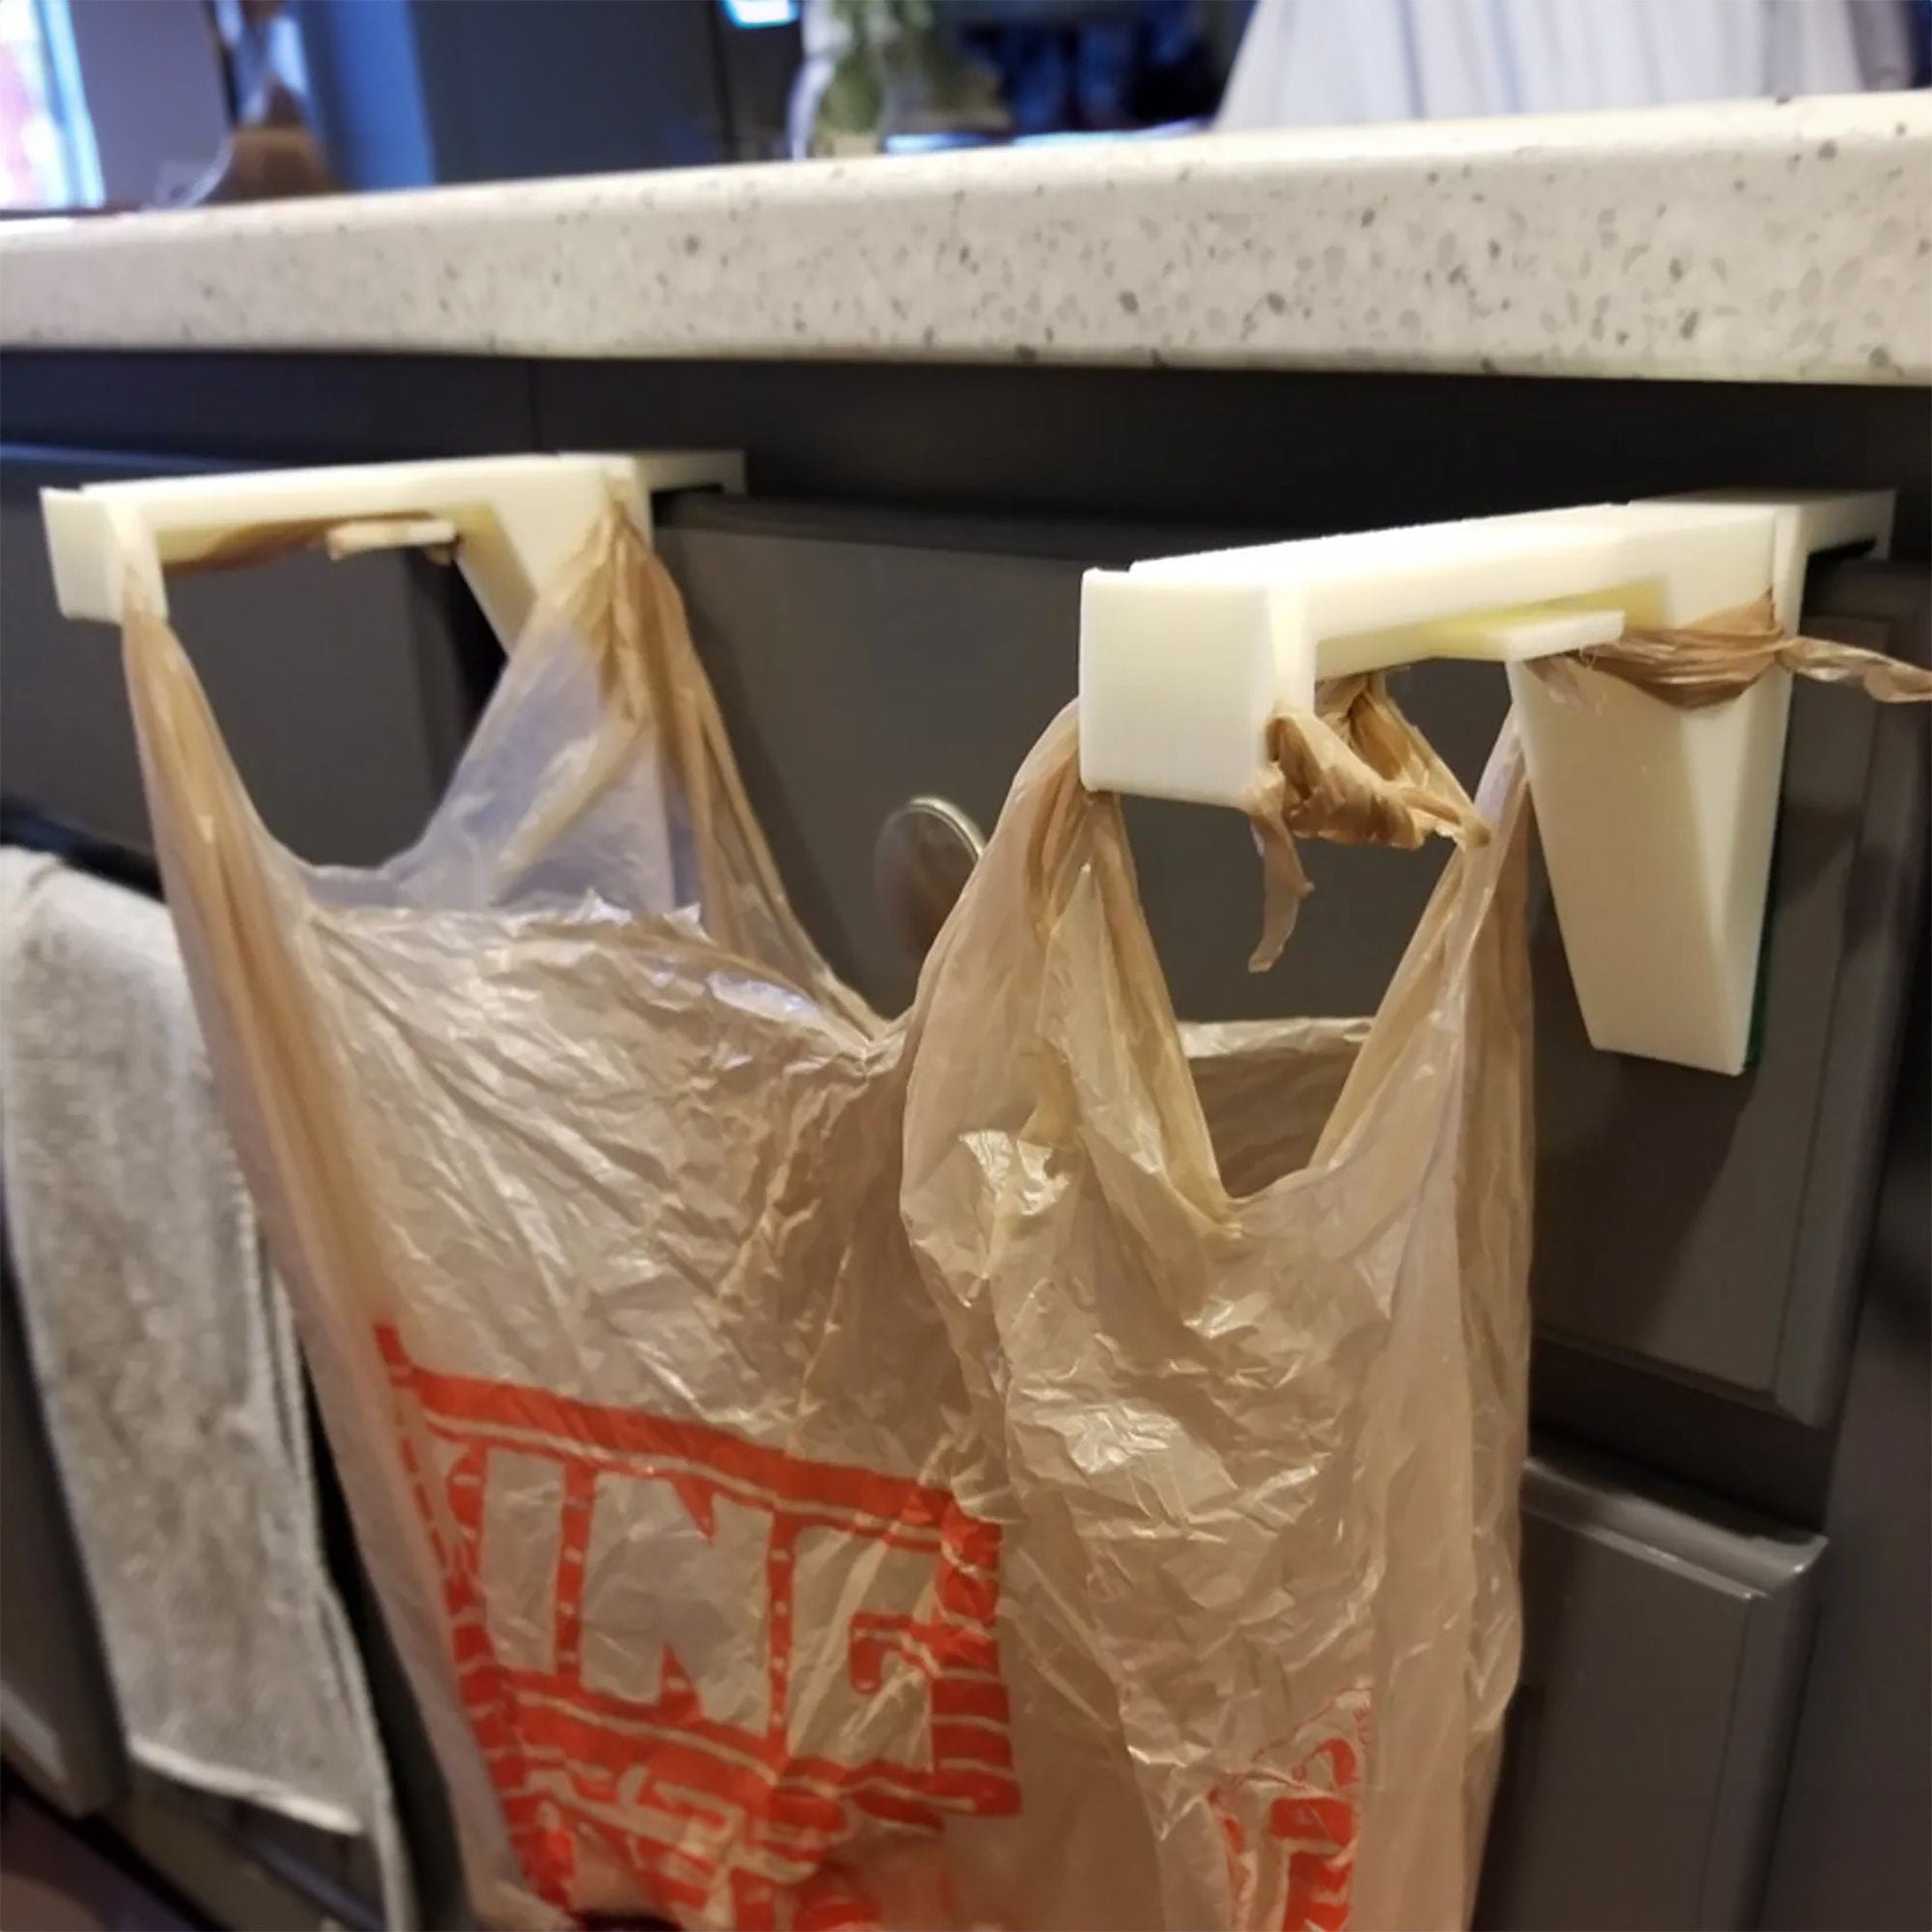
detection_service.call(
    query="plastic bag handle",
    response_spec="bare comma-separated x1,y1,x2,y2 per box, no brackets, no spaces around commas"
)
918,699,1526,1212
542,504,876,1031
1021,676,1485,976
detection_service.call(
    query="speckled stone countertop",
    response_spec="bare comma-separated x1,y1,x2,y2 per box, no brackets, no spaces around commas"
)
2,92,1926,382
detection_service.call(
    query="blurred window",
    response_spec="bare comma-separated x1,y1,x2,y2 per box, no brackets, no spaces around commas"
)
0,0,102,208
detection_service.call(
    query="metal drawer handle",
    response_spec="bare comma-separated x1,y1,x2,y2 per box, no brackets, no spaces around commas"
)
875,796,985,969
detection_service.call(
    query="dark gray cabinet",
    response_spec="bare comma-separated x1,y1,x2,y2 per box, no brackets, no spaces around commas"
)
0,1255,125,1820
1479,1455,1825,1931
0,356,1923,1929
1530,566,1929,1426
1761,964,1931,1931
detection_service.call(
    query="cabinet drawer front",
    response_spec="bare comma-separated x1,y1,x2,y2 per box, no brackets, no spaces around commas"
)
0,1260,126,1818
1479,1451,1823,1931
1531,564,1929,1422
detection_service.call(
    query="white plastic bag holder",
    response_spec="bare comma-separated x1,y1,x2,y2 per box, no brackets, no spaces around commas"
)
1080,491,1894,1074
41,451,745,651
43,463,1892,1076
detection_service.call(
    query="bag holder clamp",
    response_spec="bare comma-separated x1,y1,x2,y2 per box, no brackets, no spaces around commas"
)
42,463,1892,1075
1077,491,1895,1074
40,451,745,652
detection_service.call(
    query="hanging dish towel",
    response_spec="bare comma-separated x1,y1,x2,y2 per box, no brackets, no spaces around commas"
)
0,848,413,1930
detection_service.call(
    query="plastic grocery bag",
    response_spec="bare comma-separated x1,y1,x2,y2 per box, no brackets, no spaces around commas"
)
121,503,1530,1931
900,709,1533,1932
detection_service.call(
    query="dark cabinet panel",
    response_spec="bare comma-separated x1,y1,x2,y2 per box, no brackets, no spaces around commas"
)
1479,1451,1824,1931
0,1255,126,1819
1761,954,1932,1932
0,355,536,466
1532,564,1928,1423
536,360,1931,556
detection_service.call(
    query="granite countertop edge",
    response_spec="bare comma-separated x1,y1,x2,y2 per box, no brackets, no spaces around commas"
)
1,91,1927,384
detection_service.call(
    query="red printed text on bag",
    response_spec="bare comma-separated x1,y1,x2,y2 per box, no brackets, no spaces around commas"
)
375,1325,1019,1927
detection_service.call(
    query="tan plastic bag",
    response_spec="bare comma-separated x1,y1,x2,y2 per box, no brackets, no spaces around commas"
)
122,508,1530,1931
901,709,1533,1932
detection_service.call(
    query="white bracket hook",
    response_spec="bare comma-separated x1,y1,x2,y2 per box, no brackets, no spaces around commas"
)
1079,490,1894,1074
41,451,746,651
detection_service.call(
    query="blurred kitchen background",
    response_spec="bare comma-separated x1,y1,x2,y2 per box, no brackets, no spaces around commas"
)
2,0,1926,213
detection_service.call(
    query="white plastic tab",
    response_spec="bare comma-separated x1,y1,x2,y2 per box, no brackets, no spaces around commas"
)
1507,490,1890,1073
41,451,744,649
1079,491,1893,1074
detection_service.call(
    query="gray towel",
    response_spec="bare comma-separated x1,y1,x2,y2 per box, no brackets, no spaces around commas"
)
0,849,412,1928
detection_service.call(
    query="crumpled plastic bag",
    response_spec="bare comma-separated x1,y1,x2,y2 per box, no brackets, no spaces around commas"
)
121,505,1531,1931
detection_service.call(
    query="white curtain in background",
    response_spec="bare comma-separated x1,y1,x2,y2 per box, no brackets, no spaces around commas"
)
1218,0,1902,129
